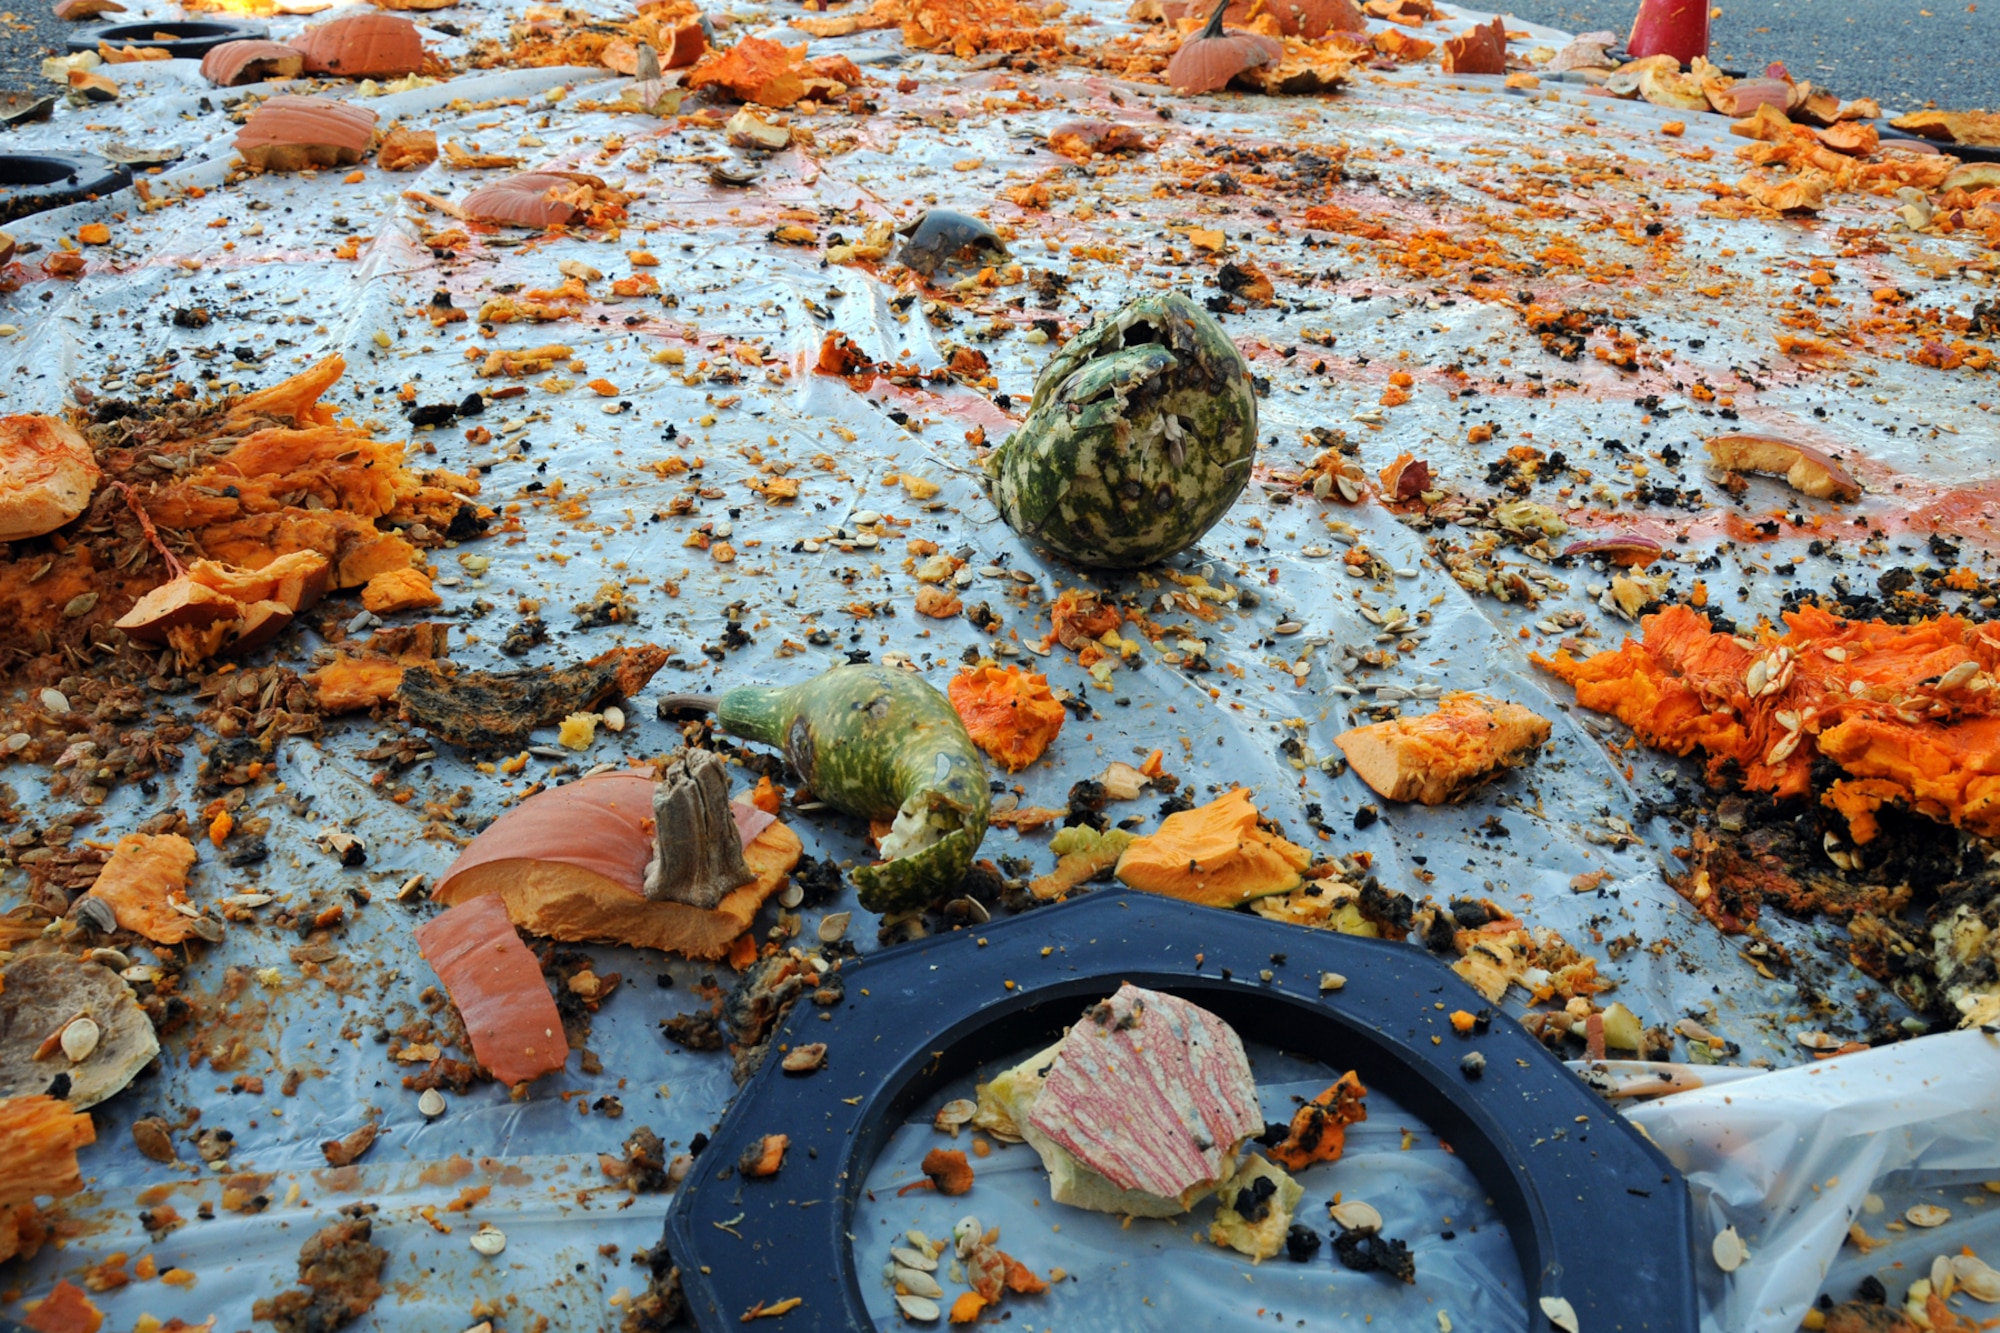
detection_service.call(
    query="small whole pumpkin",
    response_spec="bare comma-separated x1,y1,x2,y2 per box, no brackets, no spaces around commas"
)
1166,0,1282,94
987,291,1258,569
293,12,424,79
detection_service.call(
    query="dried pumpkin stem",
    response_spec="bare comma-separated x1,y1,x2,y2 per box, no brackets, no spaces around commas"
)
1200,0,1231,39
109,480,185,579
655,692,720,715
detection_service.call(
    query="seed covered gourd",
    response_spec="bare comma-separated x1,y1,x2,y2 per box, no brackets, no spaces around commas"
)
987,292,1258,569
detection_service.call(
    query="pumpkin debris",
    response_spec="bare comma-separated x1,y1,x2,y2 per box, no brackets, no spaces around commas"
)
948,664,1066,772
1334,693,1553,806
1115,788,1311,906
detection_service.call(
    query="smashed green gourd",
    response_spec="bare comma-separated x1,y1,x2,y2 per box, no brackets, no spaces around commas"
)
712,665,991,914
987,291,1258,569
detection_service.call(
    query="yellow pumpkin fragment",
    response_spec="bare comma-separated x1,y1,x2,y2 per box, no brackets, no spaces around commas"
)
1334,693,1552,805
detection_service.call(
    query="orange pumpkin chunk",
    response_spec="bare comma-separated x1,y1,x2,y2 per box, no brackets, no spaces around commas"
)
1268,1072,1367,1171
86,833,200,944
948,665,1065,772
1335,693,1551,805
1114,788,1309,907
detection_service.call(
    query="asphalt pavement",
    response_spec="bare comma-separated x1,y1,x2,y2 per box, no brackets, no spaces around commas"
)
1503,0,1999,113
0,1,1992,118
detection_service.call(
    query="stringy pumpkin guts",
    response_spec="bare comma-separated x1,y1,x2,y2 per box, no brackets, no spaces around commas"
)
1535,604,2000,838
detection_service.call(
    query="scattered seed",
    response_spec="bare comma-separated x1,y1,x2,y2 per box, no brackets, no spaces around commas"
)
38,688,69,714
1907,1204,1951,1228
86,948,130,970
1951,1255,2000,1303
602,705,626,732
60,1016,100,1062
73,896,118,933
893,1266,943,1299
894,1295,940,1323
221,893,272,908
419,1089,447,1118
932,1099,977,1136
778,883,804,909
61,592,98,619
1794,1030,1842,1052
469,1224,507,1256
189,916,225,943
952,1216,981,1258
1540,1295,1580,1333
891,1247,937,1273
1329,1200,1382,1233
1711,1226,1749,1272
1273,621,1304,635
818,911,851,943
1938,661,1979,693
1319,972,1347,992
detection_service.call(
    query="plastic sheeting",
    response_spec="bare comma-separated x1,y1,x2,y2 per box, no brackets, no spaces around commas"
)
1,0,1998,1326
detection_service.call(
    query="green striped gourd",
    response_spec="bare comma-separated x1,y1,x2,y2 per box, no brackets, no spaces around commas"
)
987,291,1258,568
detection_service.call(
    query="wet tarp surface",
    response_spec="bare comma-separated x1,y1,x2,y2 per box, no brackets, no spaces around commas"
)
1,0,1998,1327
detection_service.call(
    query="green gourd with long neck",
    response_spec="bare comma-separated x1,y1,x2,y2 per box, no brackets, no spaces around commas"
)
664,665,990,913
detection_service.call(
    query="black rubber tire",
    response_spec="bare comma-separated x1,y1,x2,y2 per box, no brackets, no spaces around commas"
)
0,154,132,225
66,19,269,58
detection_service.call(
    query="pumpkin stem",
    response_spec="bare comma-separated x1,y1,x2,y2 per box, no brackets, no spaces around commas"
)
1200,0,1231,39
656,692,720,715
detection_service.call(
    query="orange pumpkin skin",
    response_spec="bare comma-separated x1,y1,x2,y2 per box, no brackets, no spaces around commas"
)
1114,788,1310,906
294,13,424,79
1167,0,1282,93
461,172,607,229
199,39,305,87
414,893,569,1088
234,95,379,173
434,772,803,959
947,665,1066,772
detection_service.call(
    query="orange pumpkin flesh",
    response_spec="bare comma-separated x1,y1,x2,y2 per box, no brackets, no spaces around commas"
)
234,95,379,173
0,1095,95,1212
0,415,99,542
20,1280,103,1333
1268,1071,1366,1171
1334,693,1552,806
414,893,569,1088
1114,788,1309,906
1440,15,1506,74
84,833,199,944
434,772,803,960
948,665,1066,772
1704,433,1861,501
1536,604,2000,839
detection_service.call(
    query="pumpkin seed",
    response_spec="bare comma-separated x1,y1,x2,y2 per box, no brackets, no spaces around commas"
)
1329,1200,1382,1232
1711,1226,1749,1272
1765,730,1801,766
602,706,626,733
818,911,851,943
894,1295,940,1322
73,896,117,933
1951,1255,2000,1303
932,1099,977,1136
61,593,98,619
1273,621,1304,635
221,893,272,908
1540,1295,1580,1333
189,916,225,943
1938,661,1980,693
952,1216,982,1257
1794,1030,1842,1051
1301,545,1332,558
891,1247,937,1273
778,883,804,909
852,510,881,526
38,688,69,714
419,1089,447,1118
1907,1204,1951,1228
1822,645,1847,662
469,1224,507,1255
86,948,130,970
781,1043,826,1074
1319,972,1347,991
60,1016,100,1062
893,1266,943,1299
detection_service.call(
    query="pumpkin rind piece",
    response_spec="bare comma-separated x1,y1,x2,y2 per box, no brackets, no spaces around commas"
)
199,39,305,86
233,95,378,173
293,12,424,78
715,665,990,913
0,415,100,542
0,953,160,1110
1113,787,1310,906
988,291,1257,568
434,772,803,959
414,893,568,1088
1335,693,1552,805
1704,433,1861,501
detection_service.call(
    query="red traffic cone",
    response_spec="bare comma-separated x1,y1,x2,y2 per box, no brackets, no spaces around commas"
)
1626,0,1708,63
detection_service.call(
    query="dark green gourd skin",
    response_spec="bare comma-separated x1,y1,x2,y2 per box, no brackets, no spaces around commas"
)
988,291,1258,569
715,665,990,913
